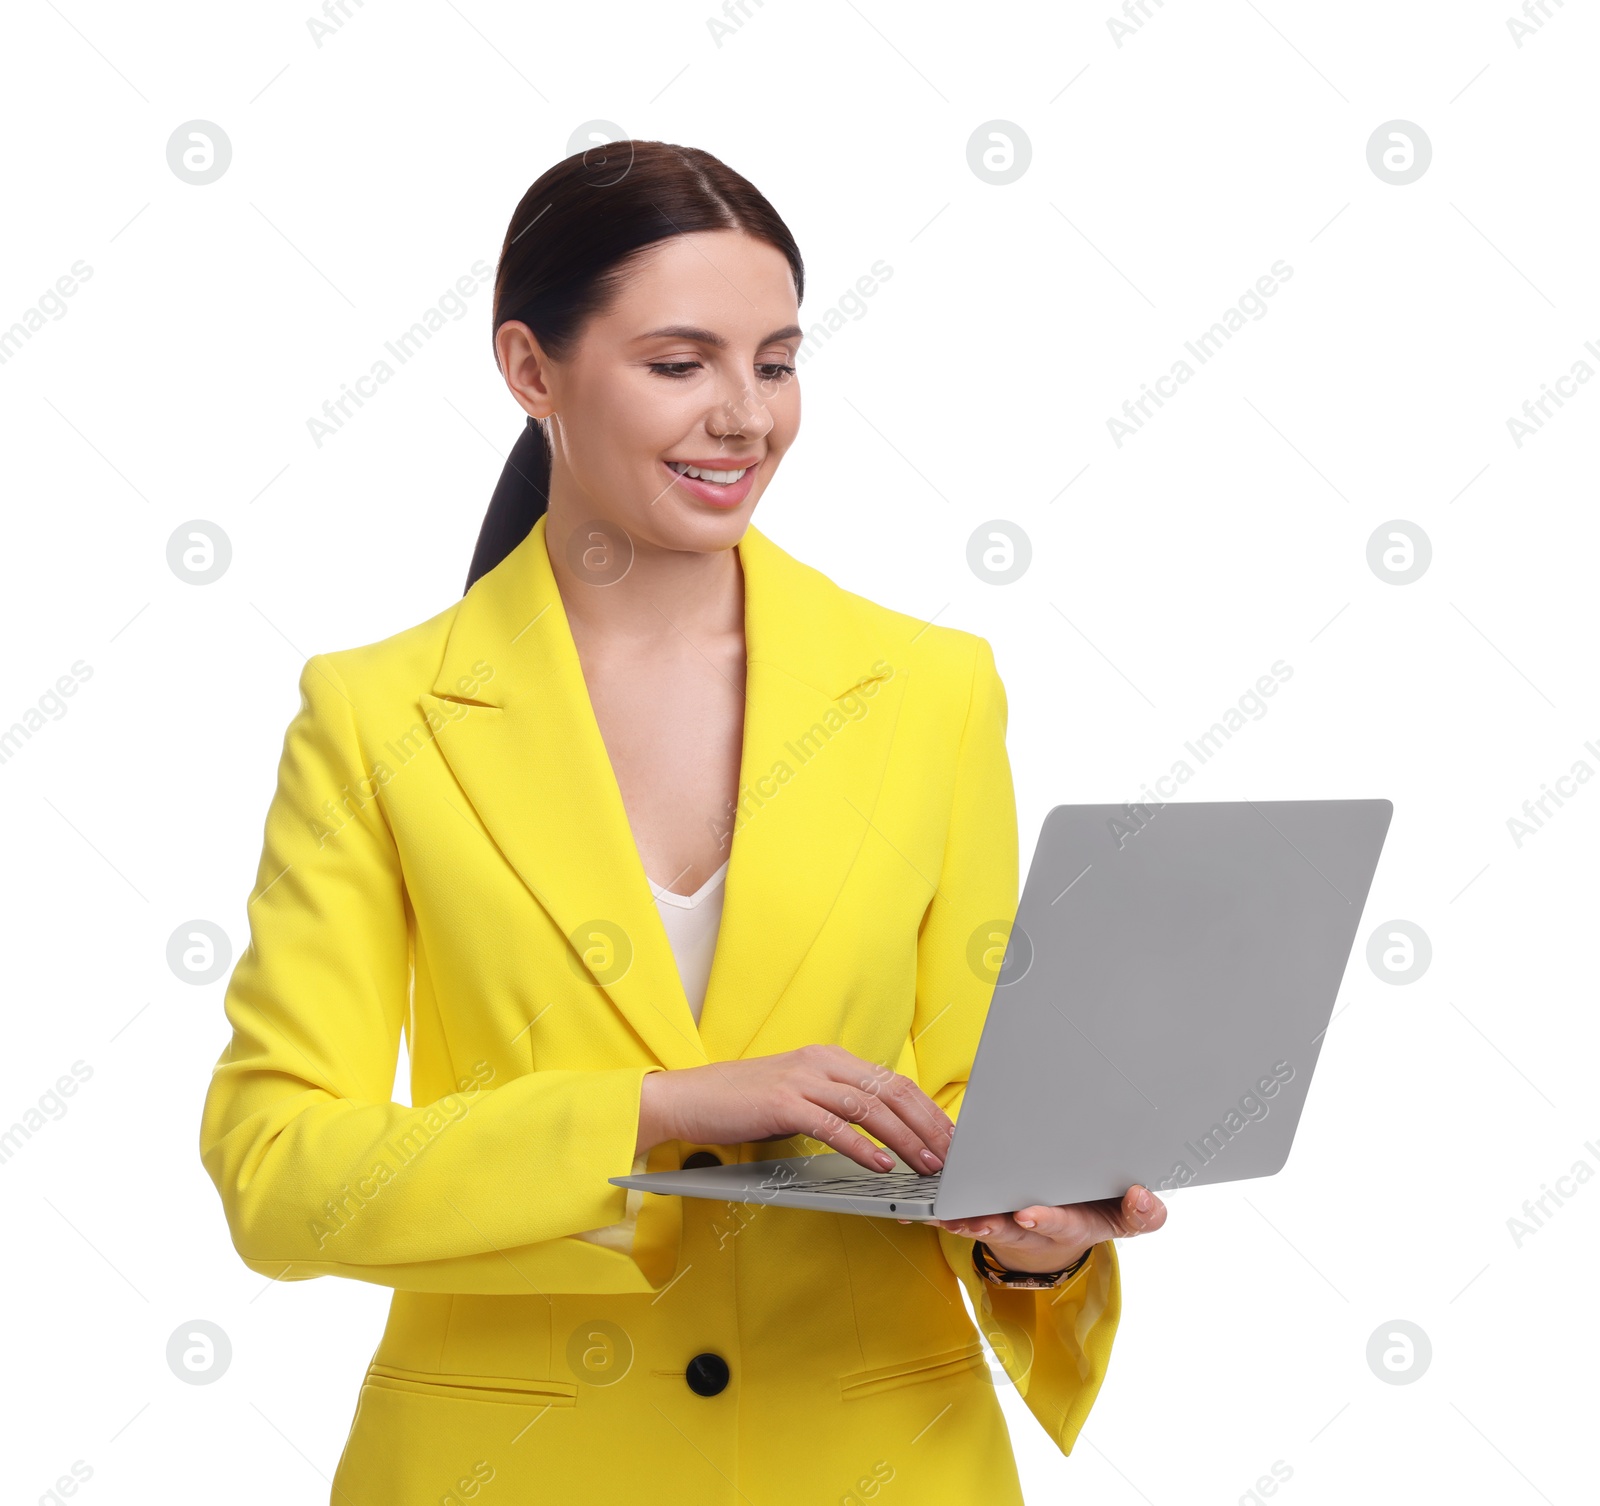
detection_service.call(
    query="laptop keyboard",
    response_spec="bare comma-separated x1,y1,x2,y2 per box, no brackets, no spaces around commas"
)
787,1172,941,1199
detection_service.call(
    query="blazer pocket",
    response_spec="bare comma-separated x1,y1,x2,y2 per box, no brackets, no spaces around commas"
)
837,1340,987,1402
364,1362,578,1408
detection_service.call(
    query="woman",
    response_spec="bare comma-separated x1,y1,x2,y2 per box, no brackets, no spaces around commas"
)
200,139,1167,1505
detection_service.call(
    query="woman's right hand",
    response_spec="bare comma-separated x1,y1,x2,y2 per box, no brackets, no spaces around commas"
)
634,1044,955,1174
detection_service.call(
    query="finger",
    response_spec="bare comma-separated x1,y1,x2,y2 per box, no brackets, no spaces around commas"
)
808,1079,948,1174
938,1218,990,1239
823,1061,953,1166
1010,1186,1168,1242
824,1053,956,1163
1116,1184,1167,1235
957,1211,1082,1260
1009,1202,1093,1241
870,1067,957,1160
792,1101,899,1171
936,1213,1017,1242
946,1202,1099,1254
1082,1185,1165,1237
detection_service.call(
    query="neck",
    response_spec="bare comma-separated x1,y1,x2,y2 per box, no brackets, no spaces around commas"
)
542,502,745,652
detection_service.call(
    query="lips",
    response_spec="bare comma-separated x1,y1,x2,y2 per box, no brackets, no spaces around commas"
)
660,457,758,510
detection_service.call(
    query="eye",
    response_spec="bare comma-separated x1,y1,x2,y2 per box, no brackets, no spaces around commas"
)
648,360,798,381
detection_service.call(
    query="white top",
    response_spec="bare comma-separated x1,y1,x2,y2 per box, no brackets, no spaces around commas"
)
648,859,729,1024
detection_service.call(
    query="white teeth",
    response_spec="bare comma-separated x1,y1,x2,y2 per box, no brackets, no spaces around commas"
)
668,461,748,484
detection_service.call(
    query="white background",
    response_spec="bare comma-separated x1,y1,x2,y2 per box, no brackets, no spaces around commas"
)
1,1,1595,1502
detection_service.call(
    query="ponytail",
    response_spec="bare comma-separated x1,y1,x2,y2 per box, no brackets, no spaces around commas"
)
464,415,551,593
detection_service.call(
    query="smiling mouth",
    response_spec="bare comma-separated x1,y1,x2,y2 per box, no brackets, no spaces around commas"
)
665,460,755,485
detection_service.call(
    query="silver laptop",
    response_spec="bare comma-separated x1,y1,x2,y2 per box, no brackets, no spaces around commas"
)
610,798,1393,1222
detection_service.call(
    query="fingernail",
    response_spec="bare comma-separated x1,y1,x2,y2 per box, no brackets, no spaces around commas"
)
973,1226,991,1237
920,1148,943,1169
1135,1188,1153,1213
874,1151,894,1170
1016,1216,1035,1229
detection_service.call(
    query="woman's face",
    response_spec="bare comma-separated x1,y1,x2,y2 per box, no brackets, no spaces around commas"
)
497,229,802,555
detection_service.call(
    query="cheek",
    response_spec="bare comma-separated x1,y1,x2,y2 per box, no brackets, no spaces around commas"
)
769,382,801,443
569,385,677,478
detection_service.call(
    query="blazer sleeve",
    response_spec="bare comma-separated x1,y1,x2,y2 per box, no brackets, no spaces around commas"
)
199,653,663,1292
910,635,1123,1457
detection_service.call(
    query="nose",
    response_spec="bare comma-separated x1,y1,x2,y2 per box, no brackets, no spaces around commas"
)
706,376,776,447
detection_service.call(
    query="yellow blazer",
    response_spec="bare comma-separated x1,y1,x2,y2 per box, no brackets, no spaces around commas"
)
200,513,1120,1505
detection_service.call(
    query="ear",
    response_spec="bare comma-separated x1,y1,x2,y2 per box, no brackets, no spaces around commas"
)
496,321,558,419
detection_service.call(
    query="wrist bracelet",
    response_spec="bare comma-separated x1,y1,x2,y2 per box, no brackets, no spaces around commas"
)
971,1238,1093,1290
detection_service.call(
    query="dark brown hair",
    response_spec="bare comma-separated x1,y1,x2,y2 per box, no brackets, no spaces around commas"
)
466,140,806,593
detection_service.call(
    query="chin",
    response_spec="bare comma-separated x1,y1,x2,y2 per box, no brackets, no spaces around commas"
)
653,501,758,554
681,514,755,554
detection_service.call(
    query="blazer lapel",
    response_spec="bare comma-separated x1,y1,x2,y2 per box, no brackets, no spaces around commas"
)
695,534,911,1063
423,513,912,1071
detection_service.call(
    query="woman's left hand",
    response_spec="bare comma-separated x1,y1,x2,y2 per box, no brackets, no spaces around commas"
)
918,1183,1168,1272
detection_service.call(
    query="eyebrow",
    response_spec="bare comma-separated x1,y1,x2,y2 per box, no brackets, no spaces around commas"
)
635,323,803,349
